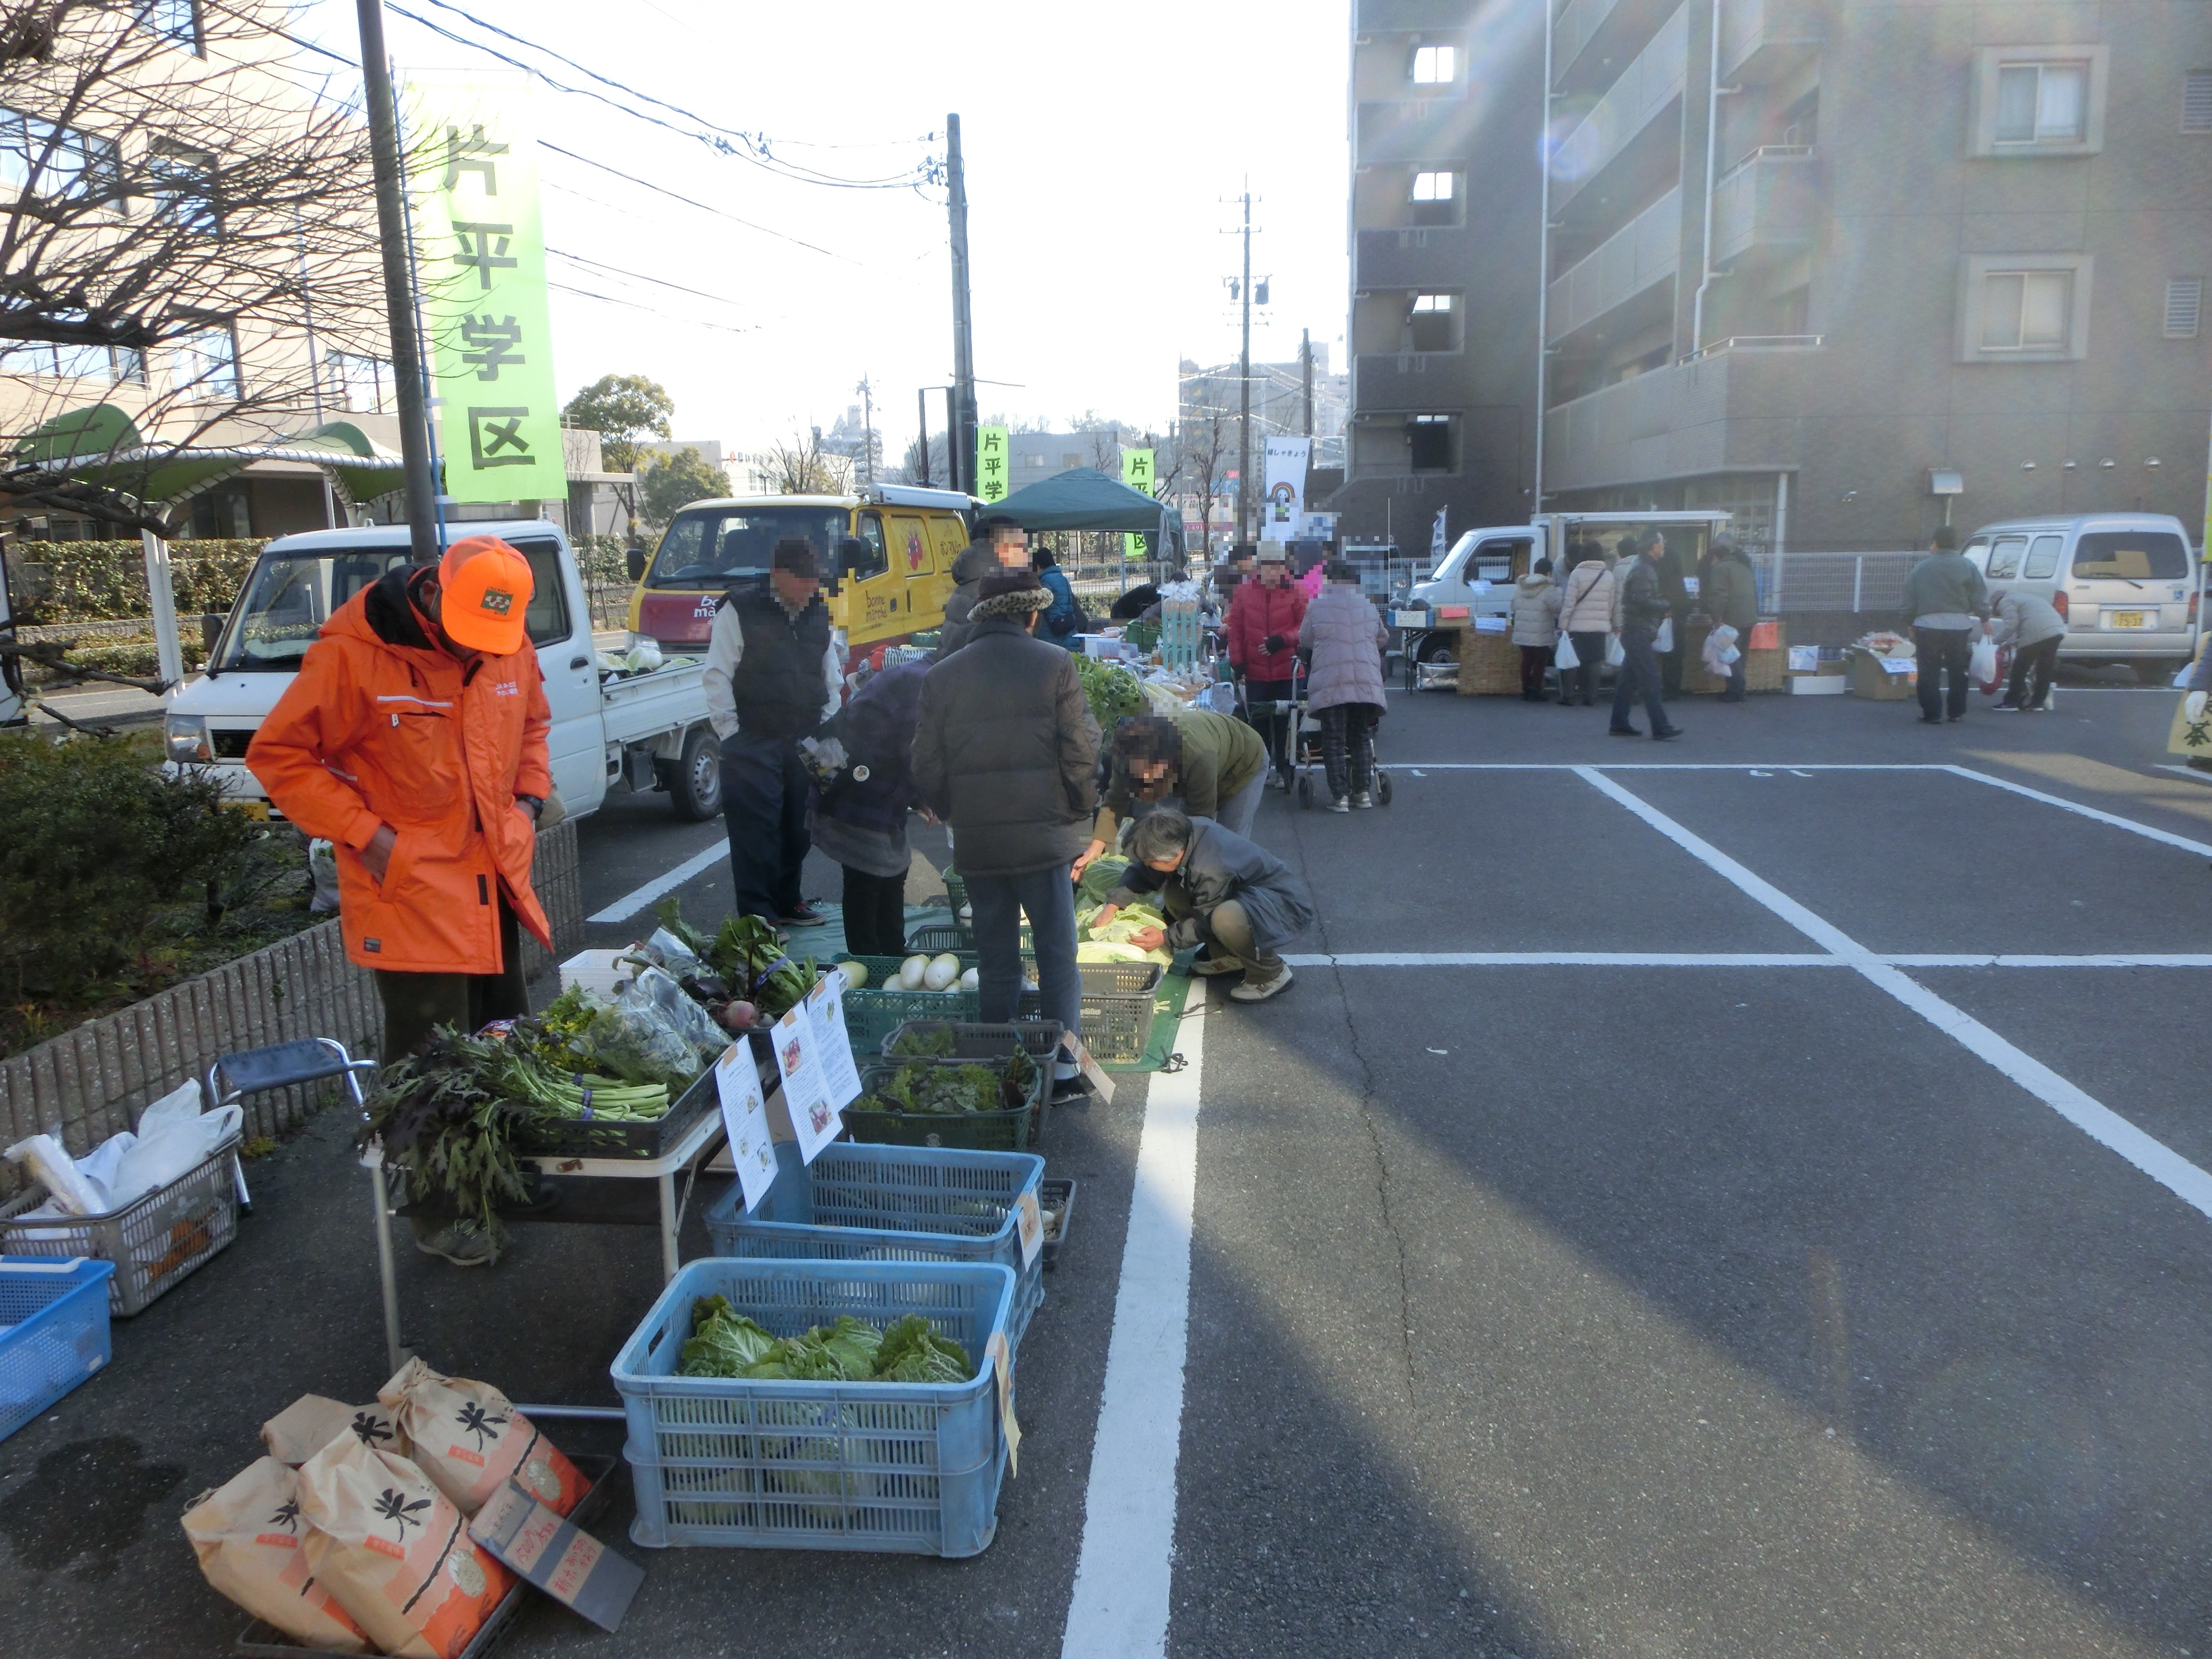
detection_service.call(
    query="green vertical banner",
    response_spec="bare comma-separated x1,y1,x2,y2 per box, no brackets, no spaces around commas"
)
975,425,1010,505
1122,447,1155,561
404,70,564,506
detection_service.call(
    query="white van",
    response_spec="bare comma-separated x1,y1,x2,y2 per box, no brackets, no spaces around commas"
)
1960,513,2200,682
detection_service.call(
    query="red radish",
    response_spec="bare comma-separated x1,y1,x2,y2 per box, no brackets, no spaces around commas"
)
720,1000,757,1032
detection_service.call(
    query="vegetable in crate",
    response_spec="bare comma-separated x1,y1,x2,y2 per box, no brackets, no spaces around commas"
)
1074,654,1144,730
679,1298,971,1383
658,899,814,1018
887,1024,960,1058
858,1048,1036,1116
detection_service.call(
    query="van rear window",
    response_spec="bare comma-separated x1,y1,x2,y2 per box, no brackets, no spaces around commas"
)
2071,531,2188,581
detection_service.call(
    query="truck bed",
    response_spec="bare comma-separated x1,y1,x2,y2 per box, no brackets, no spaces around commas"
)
600,656,709,747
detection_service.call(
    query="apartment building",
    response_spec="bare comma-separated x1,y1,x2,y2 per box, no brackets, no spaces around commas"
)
1354,0,2212,568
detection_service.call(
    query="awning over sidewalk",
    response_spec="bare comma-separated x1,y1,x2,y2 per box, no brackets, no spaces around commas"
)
10,403,407,506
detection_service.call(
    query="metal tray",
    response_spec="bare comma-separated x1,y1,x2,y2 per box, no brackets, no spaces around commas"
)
234,1452,620,1658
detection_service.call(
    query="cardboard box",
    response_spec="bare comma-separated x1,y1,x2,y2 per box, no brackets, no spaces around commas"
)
1846,651,1917,700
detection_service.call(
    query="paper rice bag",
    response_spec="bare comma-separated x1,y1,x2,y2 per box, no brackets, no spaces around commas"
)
181,1457,370,1653
295,1435,513,1659
262,1394,409,1466
378,1358,587,1517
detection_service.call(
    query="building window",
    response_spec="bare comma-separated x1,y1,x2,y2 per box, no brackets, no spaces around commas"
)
1955,254,2092,361
1409,293,1458,352
325,350,389,413
1408,169,1462,228
0,341,145,384
144,140,218,233
1971,47,2107,155
2186,71,2212,133
0,107,121,204
1407,413,1455,473
134,0,202,53
1411,45,1456,85
173,320,240,399
2167,278,2204,339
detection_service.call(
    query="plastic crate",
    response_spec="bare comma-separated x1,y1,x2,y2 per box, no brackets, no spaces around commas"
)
0,1138,241,1316
844,962,1159,1064
557,947,636,997
879,1020,1064,1064
703,1142,1045,1350
0,1257,115,1442
611,1258,1016,1555
842,1058,1046,1152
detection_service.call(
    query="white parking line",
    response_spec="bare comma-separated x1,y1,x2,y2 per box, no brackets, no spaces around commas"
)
1943,764,2212,859
1059,983,1208,1659
584,838,729,924
1284,951,2212,970
1575,766,2212,1222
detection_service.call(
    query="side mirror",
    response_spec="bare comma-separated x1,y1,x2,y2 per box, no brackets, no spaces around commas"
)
624,545,646,581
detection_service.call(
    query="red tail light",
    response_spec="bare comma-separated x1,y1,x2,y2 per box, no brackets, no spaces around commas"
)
2052,590,2068,622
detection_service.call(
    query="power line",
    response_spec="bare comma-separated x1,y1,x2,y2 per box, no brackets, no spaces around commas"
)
547,280,752,335
546,246,746,309
538,142,856,261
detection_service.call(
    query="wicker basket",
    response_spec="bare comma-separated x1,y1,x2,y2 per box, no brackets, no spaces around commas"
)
1454,627,1522,695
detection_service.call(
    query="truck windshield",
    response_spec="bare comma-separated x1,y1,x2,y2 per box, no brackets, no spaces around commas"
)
213,538,567,671
647,507,852,589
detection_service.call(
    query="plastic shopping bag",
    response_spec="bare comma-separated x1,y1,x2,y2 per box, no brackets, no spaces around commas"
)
1653,618,1674,654
1553,632,1580,672
1605,634,1626,668
1969,635,2001,693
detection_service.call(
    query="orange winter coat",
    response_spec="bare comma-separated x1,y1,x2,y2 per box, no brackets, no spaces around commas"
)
247,567,553,974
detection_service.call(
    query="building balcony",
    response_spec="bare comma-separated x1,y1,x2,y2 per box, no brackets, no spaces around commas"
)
1554,0,1628,83
1548,186,1681,341
1719,0,1822,84
1355,96,1486,166
1541,339,1827,492
1711,146,1815,266
1551,2,1687,209
1353,223,1479,290
1352,350,1475,412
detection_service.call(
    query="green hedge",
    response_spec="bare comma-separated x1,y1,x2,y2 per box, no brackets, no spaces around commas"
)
12,538,266,624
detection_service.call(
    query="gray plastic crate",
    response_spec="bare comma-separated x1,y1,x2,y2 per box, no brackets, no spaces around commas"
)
0,1138,241,1316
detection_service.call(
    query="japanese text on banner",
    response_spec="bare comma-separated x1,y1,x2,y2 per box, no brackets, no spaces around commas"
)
405,71,563,505
975,425,1010,505
1121,447,1154,562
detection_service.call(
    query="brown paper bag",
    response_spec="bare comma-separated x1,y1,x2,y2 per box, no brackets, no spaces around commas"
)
262,1394,409,1467
377,1358,588,1517
181,1457,370,1653
295,1435,513,1659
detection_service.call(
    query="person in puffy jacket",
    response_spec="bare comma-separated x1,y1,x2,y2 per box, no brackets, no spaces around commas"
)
1556,542,1615,708
1702,537,1761,703
1077,708,1269,874
1510,558,1563,702
1226,546,1308,787
1098,808,1315,1003
248,535,554,1267
1298,561,1390,809
936,517,1023,660
1033,541,1084,649
814,659,927,955
1992,588,2065,711
1610,529,1683,739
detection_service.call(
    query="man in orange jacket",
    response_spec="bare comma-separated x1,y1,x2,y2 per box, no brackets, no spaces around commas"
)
249,535,553,1265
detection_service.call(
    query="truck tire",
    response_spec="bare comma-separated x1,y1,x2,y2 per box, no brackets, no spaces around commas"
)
667,727,722,820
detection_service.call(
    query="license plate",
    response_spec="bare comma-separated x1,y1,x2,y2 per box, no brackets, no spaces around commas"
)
2106,610,2151,629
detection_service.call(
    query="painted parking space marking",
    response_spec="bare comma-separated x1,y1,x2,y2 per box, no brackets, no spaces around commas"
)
585,838,729,924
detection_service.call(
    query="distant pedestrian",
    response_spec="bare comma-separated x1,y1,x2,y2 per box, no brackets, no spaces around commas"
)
1611,529,1683,740
913,568,1100,1102
1299,560,1390,810
1900,526,1991,724
1703,537,1761,703
1510,556,1563,703
814,659,927,956
705,536,841,928
1656,537,1691,697
1557,541,1615,709
1098,808,1315,1003
1992,588,2065,711
1227,544,1309,788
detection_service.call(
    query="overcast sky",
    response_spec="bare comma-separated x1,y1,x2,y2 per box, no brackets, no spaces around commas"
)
292,0,1352,463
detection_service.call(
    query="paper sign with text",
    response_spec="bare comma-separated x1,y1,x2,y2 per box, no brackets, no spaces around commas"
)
769,1006,842,1165
1060,1031,1115,1103
468,1478,643,1633
1014,1189,1043,1269
713,1042,777,1213
986,1331,1020,1478
803,973,862,1111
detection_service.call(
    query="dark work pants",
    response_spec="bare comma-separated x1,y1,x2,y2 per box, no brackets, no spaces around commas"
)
1566,632,1608,704
840,866,907,956
1722,632,1751,701
1319,703,1378,800
1611,625,1670,732
1518,645,1551,698
1243,678,1295,776
965,864,1080,1070
1660,622,1686,697
1914,627,1973,721
375,897,526,1063
721,731,812,922
2004,635,2061,709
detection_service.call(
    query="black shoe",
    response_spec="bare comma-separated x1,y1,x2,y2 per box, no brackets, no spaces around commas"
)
1609,726,1643,737
1919,715,1943,724
1948,714,1964,723
780,901,828,926
1652,727,1683,741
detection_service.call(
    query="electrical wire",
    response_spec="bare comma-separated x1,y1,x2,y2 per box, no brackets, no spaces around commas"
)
546,280,752,335
545,246,746,309
538,142,856,261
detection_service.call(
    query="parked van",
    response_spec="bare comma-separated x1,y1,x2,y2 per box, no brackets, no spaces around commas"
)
627,484,974,662
1960,513,2201,681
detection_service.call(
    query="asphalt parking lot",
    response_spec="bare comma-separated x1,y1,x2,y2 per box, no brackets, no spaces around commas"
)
5,677,2212,1658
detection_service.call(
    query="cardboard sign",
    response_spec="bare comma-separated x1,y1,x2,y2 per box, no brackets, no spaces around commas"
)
713,1042,776,1213
1788,645,1819,673
1060,1030,1115,1103
769,1006,842,1165
467,1478,643,1633
986,1331,1020,1479
1014,1189,1043,1269
803,973,862,1111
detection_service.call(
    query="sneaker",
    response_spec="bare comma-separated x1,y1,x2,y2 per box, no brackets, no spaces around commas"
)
1948,714,1964,723
780,902,828,927
414,1224,500,1268
1994,702,2022,712
1265,771,1289,792
1229,964,1295,1002
1327,796,1350,813
1352,791,1375,808
1651,727,1683,741
1190,953,1246,976
1049,1075,1090,1107
1609,726,1644,737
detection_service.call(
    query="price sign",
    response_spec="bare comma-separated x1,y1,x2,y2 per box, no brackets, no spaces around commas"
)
1014,1189,1043,1268
1060,1030,1115,1103
803,973,862,1110
769,1006,842,1165
713,1042,777,1212
986,1330,1021,1478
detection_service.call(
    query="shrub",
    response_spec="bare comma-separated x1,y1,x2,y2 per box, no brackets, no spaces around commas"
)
10,538,266,624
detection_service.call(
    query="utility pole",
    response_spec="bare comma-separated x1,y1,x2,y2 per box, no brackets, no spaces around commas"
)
915,387,931,487
1237,184,1251,544
354,0,438,563
856,376,876,488
1301,327,1313,439
946,114,978,497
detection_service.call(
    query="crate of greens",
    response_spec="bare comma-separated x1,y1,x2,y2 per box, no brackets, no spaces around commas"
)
879,1020,1064,1065
841,1047,1046,1152
612,1258,1017,1555
505,986,723,1161
703,1141,1047,1349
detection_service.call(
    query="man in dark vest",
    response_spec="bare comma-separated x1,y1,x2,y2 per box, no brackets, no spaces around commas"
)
704,536,842,926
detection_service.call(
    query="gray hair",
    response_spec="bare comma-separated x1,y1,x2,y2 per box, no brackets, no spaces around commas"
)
1126,809,1195,866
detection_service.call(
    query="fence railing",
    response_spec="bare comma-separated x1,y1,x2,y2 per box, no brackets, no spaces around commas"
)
1770,551,1921,614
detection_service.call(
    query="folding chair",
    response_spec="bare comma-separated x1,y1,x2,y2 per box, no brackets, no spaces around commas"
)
204,1038,376,1214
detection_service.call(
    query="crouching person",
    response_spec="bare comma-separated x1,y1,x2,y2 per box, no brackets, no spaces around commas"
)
1098,809,1314,1003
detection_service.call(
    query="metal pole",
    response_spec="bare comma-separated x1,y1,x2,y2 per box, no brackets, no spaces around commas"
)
858,377,875,488
946,114,977,497
1238,186,1251,543
1770,470,1788,612
1301,327,1313,438
915,388,931,486
1689,0,1724,356
140,529,183,686
1534,1,1553,515
353,0,438,564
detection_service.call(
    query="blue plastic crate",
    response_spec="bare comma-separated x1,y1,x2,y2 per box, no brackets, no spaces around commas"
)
611,1258,1015,1555
703,1143,1045,1350
0,1257,115,1442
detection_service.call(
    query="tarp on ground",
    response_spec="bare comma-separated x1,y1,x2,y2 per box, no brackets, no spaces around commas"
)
988,467,1185,562
9,404,407,506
